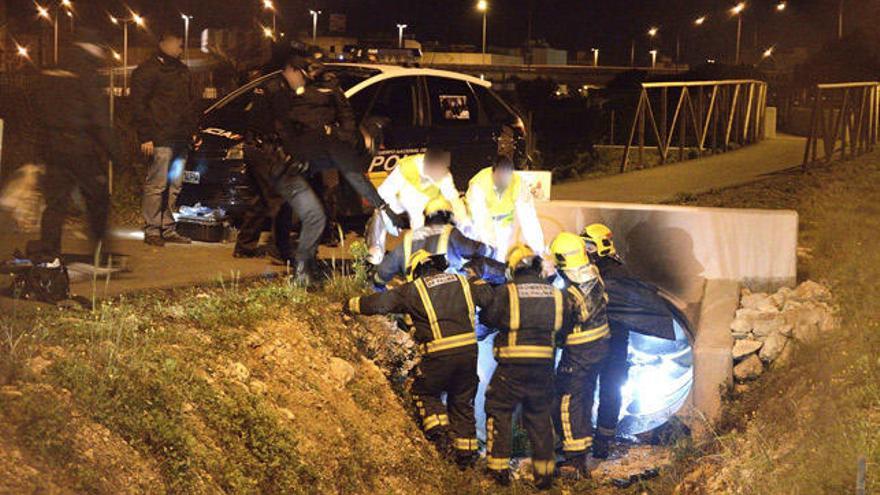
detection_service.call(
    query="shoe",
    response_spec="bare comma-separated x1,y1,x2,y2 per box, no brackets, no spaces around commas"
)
163,231,192,244
144,235,164,247
535,474,554,490
488,469,511,487
592,435,611,460
293,260,318,288
557,455,591,480
425,427,453,457
454,452,478,471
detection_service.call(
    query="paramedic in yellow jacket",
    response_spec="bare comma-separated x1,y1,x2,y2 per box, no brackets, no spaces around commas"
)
367,147,470,264
465,155,544,262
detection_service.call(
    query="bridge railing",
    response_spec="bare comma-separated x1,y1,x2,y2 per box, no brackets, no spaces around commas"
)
620,80,768,172
802,82,879,168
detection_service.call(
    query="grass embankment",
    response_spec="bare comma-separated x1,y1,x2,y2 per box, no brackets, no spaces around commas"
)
655,154,880,493
0,275,482,494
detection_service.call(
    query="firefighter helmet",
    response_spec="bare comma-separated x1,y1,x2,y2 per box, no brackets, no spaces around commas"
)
424,197,453,217
505,244,537,278
549,232,590,270
581,223,618,259
406,249,447,282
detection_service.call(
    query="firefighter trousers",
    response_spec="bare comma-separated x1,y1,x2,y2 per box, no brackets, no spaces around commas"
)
411,350,479,455
596,327,629,438
485,362,556,477
554,338,609,457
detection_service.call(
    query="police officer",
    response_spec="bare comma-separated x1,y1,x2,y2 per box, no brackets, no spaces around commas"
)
31,28,118,261
549,232,610,477
581,223,633,459
345,250,484,469
373,197,493,289
473,244,582,489
247,44,404,284
465,155,544,261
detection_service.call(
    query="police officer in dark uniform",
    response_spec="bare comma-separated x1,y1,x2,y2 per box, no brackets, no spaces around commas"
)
581,223,633,459
373,197,493,289
345,250,485,469
473,244,584,489
246,43,404,284
31,28,118,260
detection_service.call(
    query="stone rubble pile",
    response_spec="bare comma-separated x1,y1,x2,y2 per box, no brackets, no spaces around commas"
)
730,280,838,382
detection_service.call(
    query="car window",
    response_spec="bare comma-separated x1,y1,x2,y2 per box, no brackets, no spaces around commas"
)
366,76,417,127
348,83,380,123
473,85,518,126
425,76,479,127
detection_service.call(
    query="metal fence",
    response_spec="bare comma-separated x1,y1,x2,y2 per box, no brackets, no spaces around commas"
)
620,79,768,172
802,82,879,168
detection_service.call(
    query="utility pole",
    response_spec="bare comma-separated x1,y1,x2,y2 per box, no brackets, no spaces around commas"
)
630,39,635,67
838,0,844,39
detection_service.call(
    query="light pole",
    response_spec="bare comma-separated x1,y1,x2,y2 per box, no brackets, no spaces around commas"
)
837,0,843,39
477,0,488,63
396,23,408,48
310,9,322,42
649,49,658,68
591,47,599,67
181,14,193,65
263,0,276,33
731,2,745,64
110,11,145,95
35,4,58,65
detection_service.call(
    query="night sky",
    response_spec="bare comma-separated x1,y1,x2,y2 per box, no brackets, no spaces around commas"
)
6,0,878,65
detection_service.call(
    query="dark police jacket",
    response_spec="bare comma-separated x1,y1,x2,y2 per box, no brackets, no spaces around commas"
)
130,52,197,145
473,273,582,365
348,271,482,356
247,72,358,162
375,223,492,285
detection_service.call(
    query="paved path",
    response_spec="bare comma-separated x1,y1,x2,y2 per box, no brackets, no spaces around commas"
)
552,135,807,203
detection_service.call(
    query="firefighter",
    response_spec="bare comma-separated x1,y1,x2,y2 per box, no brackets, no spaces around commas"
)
549,232,610,477
367,148,470,265
344,250,485,469
246,44,405,285
465,155,544,261
373,197,493,289
581,223,632,459
474,244,582,489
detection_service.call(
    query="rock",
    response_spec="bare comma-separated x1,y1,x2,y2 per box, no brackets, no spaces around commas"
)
790,280,831,303
0,386,22,398
772,341,796,369
249,379,268,395
328,357,356,388
770,287,792,308
752,318,789,339
759,332,787,363
732,339,763,360
228,362,250,382
733,355,763,382
740,292,778,313
734,383,751,395
729,317,753,336
782,306,826,343
278,407,295,421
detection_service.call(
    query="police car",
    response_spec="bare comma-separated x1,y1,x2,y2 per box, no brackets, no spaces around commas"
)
178,63,527,223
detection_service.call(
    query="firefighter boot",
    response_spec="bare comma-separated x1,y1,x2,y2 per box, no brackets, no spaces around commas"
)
592,434,612,459
488,468,512,487
454,451,478,471
558,455,591,480
425,426,453,457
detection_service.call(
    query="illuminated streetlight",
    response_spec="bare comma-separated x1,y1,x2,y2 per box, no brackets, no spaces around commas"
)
694,15,707,26
16,43,30,59
591,47,599,67
649,49,658,68
730,2,746,64
262,0,277,32
762,46,774,58
396,23,408,48
647,26,658,37
261,25,275,40
110,49,121,61
309,9,322,41
776,1,786,11
477,0,488,63
109,10,146,93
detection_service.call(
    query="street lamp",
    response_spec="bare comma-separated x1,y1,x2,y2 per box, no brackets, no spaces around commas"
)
309,9,322,42
16,43,30,59
775,2,786,11
35,3,59,65
261,25,275,40
762,46,774,58
694,15,707,26
476,0,488,64
181,14,193,65
396,23,408,49
649,49,658,68
109,10,146,94
730,2,745,64
262,0,276,33
591,47,599,67
647,26,658,38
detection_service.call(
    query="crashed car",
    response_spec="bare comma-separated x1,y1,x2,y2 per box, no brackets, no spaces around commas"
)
178,63,528,224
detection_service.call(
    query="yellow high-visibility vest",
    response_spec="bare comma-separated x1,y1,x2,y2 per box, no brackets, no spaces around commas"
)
398,154,442,199
469,167,521,227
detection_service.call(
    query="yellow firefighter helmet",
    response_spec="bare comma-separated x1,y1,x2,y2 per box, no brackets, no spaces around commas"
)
423,197,453,217
581,223,618,259
506,244,537,275
406,249,443,282
549,232,590,270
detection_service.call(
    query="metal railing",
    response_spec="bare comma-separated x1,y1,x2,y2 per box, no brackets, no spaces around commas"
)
621,79,768,172
802,82,879,168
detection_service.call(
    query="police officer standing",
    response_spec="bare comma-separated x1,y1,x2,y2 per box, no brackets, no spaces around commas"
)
473,244,583,489
373,197,493,289
548,232,610,477
247,43,404,284
345,250,484,469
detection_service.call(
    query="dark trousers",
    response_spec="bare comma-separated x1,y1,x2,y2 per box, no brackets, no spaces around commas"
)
554,338,609,457
275,172,326,263
411,350,479,453
485,362,556,477
297,135,383,208
38,138,109,257
596,328,630,438
235,145,293,257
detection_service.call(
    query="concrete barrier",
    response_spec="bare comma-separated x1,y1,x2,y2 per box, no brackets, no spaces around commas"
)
521,200,798,430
